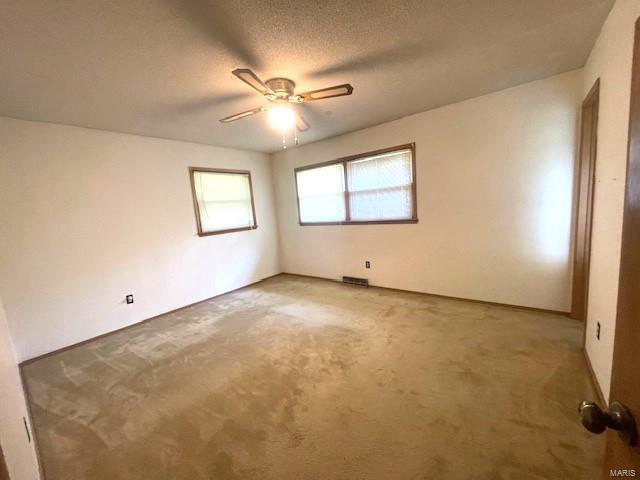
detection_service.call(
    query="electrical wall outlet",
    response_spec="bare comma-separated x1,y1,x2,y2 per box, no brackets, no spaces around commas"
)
365,261,371,269
596,322,601,340
126,294,134,305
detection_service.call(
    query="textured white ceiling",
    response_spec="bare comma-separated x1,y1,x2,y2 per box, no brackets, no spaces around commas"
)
0,0,614,153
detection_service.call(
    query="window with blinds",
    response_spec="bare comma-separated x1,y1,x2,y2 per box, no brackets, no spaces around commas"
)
296,163,346,223
294,144,417,225
189,168,257,236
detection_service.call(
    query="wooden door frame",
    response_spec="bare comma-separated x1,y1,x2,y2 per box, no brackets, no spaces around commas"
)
571,79,600,322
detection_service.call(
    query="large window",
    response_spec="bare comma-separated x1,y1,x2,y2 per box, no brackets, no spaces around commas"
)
294,144,417,225
189,168,257,236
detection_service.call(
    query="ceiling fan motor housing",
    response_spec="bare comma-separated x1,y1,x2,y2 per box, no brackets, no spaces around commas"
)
265,78,303,102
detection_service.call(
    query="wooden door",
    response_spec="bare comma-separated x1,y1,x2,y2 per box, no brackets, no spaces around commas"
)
604,16,640,473
571,80,599,321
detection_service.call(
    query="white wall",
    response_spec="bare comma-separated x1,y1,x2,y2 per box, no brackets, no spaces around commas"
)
0,298,40,479
583,0,640,400
272,70,583,312
0,118,280,361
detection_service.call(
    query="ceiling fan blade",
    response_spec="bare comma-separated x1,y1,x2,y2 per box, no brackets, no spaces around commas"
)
296,112,310,132
219,106,265,123
232,68,273,95
298,84,353,102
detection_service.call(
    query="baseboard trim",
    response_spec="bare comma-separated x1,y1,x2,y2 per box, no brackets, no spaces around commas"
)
19,272,568,364
18,272,568,368
281,272,570,317
20,270,571,366
19,272,283,367
583,348,607,407
17,269,572,479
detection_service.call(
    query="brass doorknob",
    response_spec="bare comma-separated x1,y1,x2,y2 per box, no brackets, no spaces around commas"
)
578,400,638,446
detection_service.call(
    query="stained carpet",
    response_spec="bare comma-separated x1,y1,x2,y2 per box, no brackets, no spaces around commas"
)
22,274,603,479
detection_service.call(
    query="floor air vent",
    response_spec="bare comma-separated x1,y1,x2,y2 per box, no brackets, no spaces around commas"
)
342,276,369,287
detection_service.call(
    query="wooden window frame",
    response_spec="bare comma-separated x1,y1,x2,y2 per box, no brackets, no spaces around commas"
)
294,143,418,226
189,167,258,237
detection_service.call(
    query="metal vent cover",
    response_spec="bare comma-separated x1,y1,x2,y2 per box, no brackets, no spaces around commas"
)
342,276,369,287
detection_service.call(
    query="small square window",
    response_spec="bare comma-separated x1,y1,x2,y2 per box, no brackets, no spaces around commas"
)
189,168,257,236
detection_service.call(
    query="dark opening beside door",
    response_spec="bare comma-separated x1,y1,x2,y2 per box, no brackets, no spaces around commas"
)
0,443,9,480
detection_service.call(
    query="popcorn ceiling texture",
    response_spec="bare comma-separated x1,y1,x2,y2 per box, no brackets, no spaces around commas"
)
23,275,602,479
0,0,614,152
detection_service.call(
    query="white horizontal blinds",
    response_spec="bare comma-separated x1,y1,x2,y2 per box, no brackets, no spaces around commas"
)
193,171,255,232
296,163,346,223
347,148,414,221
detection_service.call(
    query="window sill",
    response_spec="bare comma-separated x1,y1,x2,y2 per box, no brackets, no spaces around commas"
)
197,225,258,237
299,219,418,226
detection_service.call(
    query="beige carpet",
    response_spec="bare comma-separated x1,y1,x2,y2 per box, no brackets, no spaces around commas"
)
22,275,603,479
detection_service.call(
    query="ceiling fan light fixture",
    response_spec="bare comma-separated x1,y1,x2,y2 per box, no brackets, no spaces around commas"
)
220,68,354,142
267,106,295,131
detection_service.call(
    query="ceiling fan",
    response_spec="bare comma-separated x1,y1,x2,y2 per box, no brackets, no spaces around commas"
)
220,68,354,132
